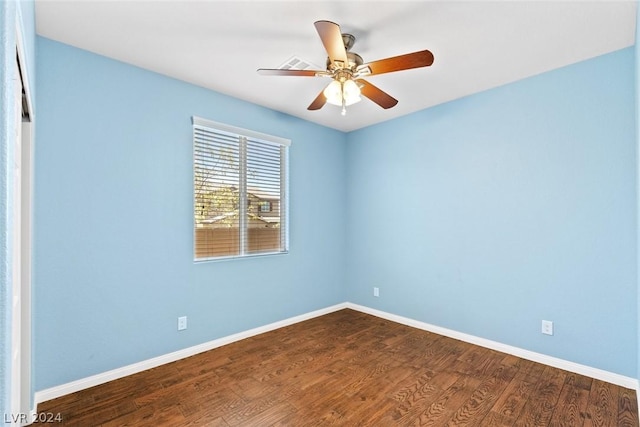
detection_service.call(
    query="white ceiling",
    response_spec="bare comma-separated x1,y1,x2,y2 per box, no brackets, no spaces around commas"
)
35,1,637,132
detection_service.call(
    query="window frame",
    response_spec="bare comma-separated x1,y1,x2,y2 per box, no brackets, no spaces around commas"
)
192,116,290,262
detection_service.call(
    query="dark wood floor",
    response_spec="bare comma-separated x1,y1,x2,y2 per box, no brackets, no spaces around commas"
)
38,309,638,426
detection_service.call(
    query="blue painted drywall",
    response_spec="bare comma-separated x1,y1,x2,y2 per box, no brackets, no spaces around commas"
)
346,48,637,377
34,37,347,390
1,0,35,416
33,35,640,390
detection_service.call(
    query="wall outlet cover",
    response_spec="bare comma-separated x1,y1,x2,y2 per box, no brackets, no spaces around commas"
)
178,316,188,331
541,320,553,335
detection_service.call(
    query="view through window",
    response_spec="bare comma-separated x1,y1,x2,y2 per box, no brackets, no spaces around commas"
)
193,117,289,260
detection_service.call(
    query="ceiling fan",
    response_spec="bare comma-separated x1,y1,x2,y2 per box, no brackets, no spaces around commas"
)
257,20,434,115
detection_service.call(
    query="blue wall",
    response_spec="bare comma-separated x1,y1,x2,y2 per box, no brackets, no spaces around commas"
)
346,47,637,377
34,37,639,391
1,0,35,416
34,37,348,390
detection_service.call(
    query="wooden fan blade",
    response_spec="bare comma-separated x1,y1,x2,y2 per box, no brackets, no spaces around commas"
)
358,50,434,76
358,79,398,109
307,90,327,110
314,20,348,68
257,68,322,77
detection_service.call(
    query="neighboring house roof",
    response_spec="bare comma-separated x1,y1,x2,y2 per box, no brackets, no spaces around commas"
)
201,211,278,225
202,212,236,224
204,186,279,201
247,188,279,200
259,216,280,224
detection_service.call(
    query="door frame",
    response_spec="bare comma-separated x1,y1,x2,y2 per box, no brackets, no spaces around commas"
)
10,19,34,425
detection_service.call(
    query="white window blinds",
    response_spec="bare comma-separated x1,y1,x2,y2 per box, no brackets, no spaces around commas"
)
193,117,289,260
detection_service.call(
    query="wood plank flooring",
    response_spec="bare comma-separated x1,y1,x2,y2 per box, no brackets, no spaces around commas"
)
38,309,638,426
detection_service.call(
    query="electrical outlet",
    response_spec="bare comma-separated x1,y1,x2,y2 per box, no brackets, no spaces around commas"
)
373,287,379,297
178,316,187,331
541,320,553,335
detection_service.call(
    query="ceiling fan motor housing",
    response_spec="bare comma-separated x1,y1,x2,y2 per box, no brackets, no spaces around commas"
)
326,51,363,72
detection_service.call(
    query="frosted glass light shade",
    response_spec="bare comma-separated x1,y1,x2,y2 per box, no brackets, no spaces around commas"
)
323,79,362,107
342,79,361,106
323,81,343,106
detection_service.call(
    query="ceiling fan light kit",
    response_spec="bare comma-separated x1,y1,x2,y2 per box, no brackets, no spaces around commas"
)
257,20,434,116
324,78,362,116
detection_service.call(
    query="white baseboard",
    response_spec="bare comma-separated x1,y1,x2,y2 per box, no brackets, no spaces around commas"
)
346,302,638,390
34,302,348,406
34,300,638,411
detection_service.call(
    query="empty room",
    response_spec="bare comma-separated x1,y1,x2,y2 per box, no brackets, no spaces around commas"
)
2,0,640,425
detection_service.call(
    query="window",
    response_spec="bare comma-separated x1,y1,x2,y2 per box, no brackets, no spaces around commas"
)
258,201,272,213
193,117,289,260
